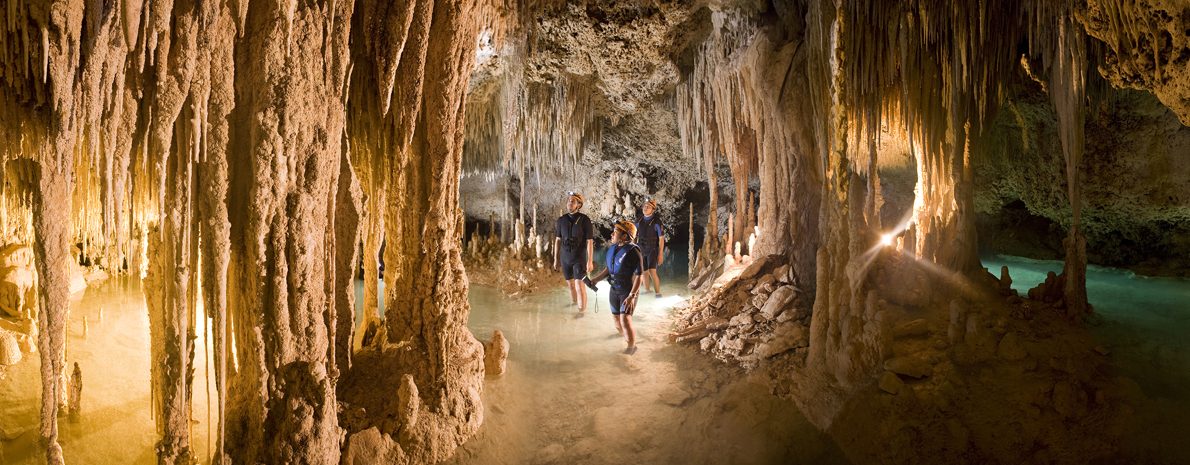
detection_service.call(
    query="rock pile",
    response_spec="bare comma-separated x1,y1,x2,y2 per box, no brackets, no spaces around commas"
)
670,256,809,368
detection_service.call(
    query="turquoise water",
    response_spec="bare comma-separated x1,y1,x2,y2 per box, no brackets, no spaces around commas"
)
980,253,1190,398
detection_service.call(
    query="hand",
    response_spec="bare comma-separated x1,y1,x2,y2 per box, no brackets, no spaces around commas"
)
553,260,559,271
587,260,595,272
657,252,664,265
622,294,638,315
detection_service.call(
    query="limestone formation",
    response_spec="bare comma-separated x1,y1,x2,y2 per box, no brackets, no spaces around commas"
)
484,330,510,377
0,329,20,366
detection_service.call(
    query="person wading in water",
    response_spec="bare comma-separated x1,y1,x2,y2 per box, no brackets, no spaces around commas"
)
553,192,594,317
586,221,644,355
636,198,665,298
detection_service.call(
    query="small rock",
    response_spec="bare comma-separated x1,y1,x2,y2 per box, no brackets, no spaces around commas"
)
879,371,904,394
699,336,715,351
892,319,930,338
1094,346,1110,356
754,273,776,291
658,387,691,406
717,337,746,356
729,313,751,327
772,265,791,283
884,356,933,378
997,333,1028,361
704,317,730,330
751,293,769,309
759,286,797,320
535,444,565,464
752,314,767,323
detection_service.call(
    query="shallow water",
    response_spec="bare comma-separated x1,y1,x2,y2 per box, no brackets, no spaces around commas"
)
450,256,847,465
0,278,216,465
6,251,1189,463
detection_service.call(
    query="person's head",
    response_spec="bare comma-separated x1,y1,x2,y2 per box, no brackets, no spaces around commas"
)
567,192,584,214
643,198,658,217
612,220,636,244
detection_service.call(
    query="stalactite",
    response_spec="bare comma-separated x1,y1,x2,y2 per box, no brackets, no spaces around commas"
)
342,0,492,461
1029,0,1090,320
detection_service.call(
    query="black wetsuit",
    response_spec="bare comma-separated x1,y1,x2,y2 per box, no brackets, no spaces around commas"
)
636,215,663,270
555,212,593,280
606,242,644,315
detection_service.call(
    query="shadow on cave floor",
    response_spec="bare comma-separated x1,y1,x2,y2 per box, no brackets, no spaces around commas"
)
446,268,848,465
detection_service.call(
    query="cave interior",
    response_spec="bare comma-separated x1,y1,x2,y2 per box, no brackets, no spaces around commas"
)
1,0,1189,463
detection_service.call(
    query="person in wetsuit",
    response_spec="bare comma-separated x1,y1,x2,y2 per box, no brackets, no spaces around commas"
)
587,220,644,355
553,192,594,316
636,198,665,298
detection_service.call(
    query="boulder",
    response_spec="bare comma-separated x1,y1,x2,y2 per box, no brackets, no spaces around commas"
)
754,323,808,358
879,371,904,394
772,264,791,283
737,255,772,281
342,427,396,465
884,356,933,378
759,286,796,320
0,330,21,365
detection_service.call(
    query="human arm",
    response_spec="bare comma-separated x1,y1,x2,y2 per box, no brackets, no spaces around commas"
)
589,267,610,284
657,231,665,265
584,216,595,271
623,249,645,314
553,237,561,270
586,239,594,271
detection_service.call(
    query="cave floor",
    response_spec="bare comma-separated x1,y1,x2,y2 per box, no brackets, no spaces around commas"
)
450,277,848,465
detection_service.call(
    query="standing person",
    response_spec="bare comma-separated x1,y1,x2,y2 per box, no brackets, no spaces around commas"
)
636,198,665,298
586,221,644,355
553,192,594,316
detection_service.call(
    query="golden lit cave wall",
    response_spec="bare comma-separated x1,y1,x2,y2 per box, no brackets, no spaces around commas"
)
0,0,495,463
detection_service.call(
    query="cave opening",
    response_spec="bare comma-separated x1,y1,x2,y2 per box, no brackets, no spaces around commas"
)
2,0,1190,464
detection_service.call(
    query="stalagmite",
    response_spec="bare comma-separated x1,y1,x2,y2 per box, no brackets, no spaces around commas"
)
67,362,81,417
484,330,509,377
397,374,419,432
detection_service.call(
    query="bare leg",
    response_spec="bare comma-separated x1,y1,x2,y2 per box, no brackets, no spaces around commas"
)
612,312,624,335
578,280,588,311
648,270,661,296
567,279,579,305
621,314,636,348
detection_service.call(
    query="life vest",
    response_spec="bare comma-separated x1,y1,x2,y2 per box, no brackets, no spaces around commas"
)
560,213,586,252
637,216,660,249
606,243,640,289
